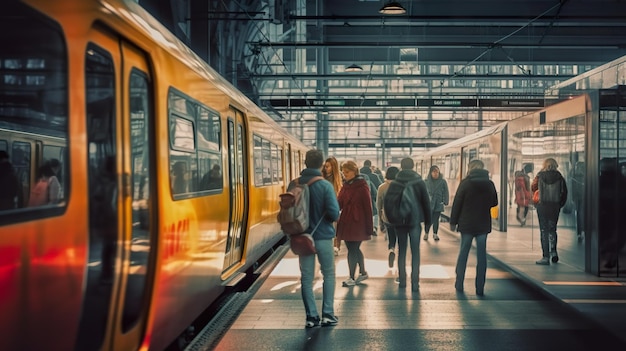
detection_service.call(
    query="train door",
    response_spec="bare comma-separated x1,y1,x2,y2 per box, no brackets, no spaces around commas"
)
76,33,156,351
224,108,249,269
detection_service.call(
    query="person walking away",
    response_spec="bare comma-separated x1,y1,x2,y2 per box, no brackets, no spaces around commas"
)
514,170,531,226
289,149,340,328
531,158,568,265
0,150,22,210
323,156,343,255
377,166,400,268
337,160,373,287
390,157,431,291
450,159,498,296
424,165,449,241
571,161,585,242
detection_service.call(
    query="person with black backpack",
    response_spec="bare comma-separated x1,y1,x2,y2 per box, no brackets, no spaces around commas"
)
531,158,568,265
384,157,431,291
287,149,341,328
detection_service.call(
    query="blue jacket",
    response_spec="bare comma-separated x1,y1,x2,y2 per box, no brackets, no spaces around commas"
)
289,168,340,240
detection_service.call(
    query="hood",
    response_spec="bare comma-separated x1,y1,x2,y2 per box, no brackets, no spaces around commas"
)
395,169,422,183
539,170,562,184
467,168,490,181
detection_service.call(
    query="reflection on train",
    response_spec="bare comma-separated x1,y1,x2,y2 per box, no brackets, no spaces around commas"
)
417,87,626,277
0,1,307,350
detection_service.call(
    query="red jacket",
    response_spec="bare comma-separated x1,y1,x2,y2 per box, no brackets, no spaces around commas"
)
336,176,373,241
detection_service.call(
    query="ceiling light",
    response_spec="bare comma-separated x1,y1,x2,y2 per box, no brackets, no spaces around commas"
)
345,63,363,72
379,1,406,15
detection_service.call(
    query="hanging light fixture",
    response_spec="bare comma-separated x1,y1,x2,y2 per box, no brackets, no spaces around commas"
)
345,63,364,72
379,1,406,15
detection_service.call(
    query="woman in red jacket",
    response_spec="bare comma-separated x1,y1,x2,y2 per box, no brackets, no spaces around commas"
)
336,160,373,287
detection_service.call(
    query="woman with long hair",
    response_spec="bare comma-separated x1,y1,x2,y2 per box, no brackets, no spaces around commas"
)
336,160,372,286
323,156,343,255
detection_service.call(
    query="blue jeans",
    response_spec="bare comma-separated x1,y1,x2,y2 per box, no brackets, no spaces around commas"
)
396,224,422,288
455,233,487,293
299,239,335,318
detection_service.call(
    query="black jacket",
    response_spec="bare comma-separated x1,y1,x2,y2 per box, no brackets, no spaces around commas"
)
395,169,432,229
450,168,498,235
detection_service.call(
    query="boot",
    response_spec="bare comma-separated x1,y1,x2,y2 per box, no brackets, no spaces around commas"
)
535,257,550,265
549,232,559,263
423,233,428,241
536,230,551,265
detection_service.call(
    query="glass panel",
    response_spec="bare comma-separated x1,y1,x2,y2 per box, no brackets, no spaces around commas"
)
122,70,152,331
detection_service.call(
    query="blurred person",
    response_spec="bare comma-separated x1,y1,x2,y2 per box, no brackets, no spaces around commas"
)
337,160,373,287
531,158,568,265
360,159,380,235
571,161,585,242
0,150,22,210
289,149,340,328
514,169,531,226
424,165,449,241
377,166,400,269
322,156,343,255
450,159,498,296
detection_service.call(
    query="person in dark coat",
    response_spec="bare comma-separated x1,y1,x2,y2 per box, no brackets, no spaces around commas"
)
531,158,568,265
393,157,431,291
360,159,379,235
450,159,498,296
337,160,373,287
424,165,449,241
0,150,22,210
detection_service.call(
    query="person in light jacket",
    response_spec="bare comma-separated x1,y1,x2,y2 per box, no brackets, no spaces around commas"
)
450,159,498,296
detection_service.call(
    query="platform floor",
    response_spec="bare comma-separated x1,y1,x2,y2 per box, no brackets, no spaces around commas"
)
214,218,626,351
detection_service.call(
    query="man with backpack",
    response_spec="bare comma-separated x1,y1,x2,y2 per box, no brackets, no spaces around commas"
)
384,157,431,291
286,149,340,328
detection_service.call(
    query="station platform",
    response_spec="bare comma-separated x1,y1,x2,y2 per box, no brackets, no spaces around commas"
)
212,217,626,350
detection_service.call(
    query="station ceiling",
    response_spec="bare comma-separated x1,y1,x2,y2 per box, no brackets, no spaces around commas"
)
142,0,626,150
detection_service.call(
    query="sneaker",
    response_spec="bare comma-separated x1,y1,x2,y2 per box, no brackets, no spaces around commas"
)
342,278,356,287
321,314,338,327
433,234,440,241
333,247,339,256
388,250,395,268
535,257,550,265
355,272,369,284
423,233,428,241
305,316,320,328
394,277,400,284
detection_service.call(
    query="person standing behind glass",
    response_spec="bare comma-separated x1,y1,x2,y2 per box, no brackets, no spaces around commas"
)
531,158,567,265
377,166,400,269
392,158,431,291
514,170,531,226
289,149,340,328
337,160,373,287
323,156,343,255
450,159,498,296
424,165,449,241
0,150,22,210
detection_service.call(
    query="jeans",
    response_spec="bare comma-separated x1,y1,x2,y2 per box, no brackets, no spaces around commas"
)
386,223,397,251
344,241,366,279
455,233,487,293
299,239,335,318
431,211,441,234
396,224,422,288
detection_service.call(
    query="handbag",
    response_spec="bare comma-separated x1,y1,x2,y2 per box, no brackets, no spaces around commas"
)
532,190,540,205
289,217,323,256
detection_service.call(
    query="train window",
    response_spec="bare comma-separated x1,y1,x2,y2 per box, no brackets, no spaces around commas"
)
262,139,272,184
197,107,220,151
272,144,281,183
0,7,68,216
170,116,195,152
253,135,264,186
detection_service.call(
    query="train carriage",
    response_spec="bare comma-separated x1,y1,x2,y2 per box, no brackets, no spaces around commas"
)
0,1,307,350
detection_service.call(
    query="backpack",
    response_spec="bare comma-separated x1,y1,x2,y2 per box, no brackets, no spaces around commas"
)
538,177,564,205
383,180,419,227
277,176,324,235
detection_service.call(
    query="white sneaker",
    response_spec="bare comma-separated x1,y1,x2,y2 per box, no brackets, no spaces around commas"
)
333,247,339,256
342,278,356,287
355,273,369,284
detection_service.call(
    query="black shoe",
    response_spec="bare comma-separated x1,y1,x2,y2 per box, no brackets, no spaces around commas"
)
305,316,320,328
321,314,338,327
388,250,395,268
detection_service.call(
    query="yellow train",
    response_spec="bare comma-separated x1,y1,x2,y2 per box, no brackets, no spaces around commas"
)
0,0,307,350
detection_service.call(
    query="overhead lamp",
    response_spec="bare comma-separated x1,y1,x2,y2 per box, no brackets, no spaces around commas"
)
379,1,406,15
345,63,364,72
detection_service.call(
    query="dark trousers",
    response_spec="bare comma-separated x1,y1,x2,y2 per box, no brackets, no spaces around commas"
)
536,203,560,258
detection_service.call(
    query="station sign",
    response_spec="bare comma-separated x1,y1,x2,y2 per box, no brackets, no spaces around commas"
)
266,98,544,108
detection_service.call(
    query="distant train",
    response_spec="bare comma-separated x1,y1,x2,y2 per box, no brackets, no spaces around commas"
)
416,87,626,277
0,0,308,350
